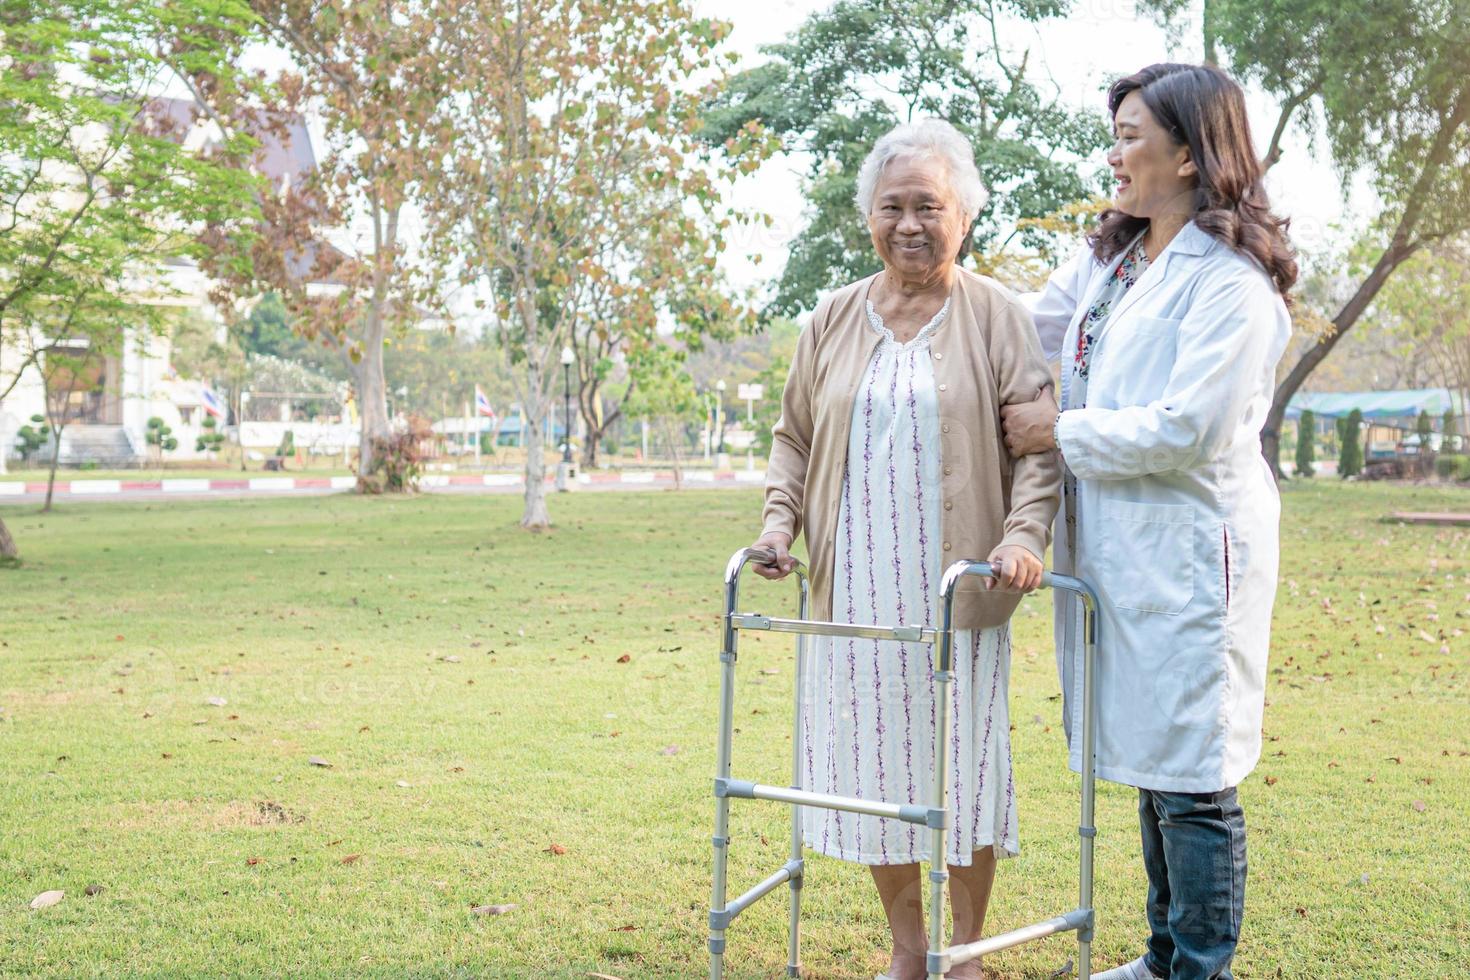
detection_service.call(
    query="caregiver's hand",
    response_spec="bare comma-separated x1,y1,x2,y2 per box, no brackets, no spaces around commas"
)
749,530,796,581
1001,386,1060,456
985,544,1044,593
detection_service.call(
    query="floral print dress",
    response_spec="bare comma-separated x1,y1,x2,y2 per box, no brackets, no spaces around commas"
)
799,298,1018,867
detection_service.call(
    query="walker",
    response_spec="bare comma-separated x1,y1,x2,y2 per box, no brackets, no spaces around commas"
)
708,547,1101,979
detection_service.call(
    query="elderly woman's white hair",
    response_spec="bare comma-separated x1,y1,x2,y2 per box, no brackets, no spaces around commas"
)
854,118,988,221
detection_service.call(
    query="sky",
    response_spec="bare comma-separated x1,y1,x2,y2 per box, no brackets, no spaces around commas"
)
699,0,1366,303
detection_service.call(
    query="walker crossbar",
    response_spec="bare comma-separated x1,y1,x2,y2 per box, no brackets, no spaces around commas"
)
731,613,937,644
716,778,944,827
710,548,1101,980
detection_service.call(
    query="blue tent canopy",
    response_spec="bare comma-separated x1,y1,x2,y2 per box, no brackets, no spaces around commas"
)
1284,388,1462,421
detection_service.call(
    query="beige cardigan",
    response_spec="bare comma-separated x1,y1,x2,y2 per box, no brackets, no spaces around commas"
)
762,268,1062,630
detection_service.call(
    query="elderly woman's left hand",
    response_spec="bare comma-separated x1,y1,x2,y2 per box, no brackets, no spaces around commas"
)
984,544,1044,592
1001,387,1060,456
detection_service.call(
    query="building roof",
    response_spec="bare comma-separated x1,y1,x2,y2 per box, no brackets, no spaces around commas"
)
1286,388,1463,420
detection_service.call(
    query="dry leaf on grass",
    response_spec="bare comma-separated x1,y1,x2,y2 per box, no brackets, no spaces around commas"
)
30,890,64,910
588,974,624,980
1413,800,1427,812
471,903,516,916
206,697,227,707
545,843,567,856
246,857,262,866
308,756,332,768
340,853,362,865
616,654,631,663
84,884,104,896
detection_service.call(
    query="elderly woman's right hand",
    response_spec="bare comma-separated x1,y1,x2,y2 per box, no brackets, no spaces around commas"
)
749,531,796,580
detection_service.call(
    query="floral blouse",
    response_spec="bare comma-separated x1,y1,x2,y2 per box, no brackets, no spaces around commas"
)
1070,239,1150,399
1062,237,1149,554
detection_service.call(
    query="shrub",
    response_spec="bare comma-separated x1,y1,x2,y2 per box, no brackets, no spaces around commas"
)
195,415,225,456
1295,410,1316,478
275,429,295,457
14,415,50,461
1458,456,1470,482
145,417,178,455
1434,455,1463,479
358,417,430,493
1339,408,1364,478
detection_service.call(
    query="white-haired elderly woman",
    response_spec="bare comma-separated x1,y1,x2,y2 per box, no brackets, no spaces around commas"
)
750,119,1061,980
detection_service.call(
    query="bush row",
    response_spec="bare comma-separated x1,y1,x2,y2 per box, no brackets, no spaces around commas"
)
1433,455,1470,481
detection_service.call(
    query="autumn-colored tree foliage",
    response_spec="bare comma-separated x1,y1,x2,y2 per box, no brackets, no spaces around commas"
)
421,0,769,528
199,0,444,484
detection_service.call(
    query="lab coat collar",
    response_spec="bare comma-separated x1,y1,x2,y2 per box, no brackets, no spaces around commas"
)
1100,220,1215,331
1164,219,1216,257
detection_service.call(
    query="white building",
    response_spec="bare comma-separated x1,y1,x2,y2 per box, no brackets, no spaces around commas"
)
0,99,339,471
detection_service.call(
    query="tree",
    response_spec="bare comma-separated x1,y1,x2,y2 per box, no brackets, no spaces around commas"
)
623,344,703,488
1444,408,1458,453
198,0,444,485
196,415,225,457
14,415,49,464
1375,238,1470,422
37,337,111,512
145,416,179,464
700,0,1110,316
1339,408,1363,478
1141,0,1470,477
0,0,260,558
1295,408,1316,478
568,195,751,470
422,0,769,527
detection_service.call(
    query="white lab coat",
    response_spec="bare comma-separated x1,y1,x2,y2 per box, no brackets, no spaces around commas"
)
1030,221,1291,793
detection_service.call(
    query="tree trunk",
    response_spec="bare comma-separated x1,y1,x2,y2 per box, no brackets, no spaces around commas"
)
526,359,552,528
354,330,391,485
44,423,62,512
0,515,17,562
661,417,684,490
1262,243,1415,477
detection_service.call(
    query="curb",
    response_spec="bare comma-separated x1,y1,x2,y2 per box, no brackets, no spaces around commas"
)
0,469,766,498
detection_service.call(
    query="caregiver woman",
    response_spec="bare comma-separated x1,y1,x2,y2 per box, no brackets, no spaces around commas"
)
1002,64,1295,980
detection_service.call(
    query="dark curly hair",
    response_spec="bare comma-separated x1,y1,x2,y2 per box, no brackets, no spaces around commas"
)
1090,63,1298,300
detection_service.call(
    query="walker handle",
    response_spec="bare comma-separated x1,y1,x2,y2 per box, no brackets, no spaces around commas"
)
745,546,802,570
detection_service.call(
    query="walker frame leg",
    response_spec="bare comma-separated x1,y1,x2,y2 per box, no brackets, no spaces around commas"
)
711,551,1101,980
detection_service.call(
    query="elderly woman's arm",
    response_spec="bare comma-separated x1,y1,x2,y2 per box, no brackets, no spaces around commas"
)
753,312,820,579
987,296,1064,585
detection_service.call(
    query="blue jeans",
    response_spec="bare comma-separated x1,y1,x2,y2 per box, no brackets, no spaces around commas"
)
1137,787,1247,980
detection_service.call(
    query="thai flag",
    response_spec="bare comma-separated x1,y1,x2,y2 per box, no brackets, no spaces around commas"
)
200,385,225,419
475,385,496,420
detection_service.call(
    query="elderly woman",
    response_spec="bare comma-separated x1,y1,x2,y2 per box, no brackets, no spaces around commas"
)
750,119,1060,980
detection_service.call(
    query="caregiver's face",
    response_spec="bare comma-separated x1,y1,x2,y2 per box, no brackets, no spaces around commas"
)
1107,90,1197,220
867,155,968,281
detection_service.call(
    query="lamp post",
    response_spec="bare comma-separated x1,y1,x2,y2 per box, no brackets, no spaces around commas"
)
714,378,730,471
556,345,575,491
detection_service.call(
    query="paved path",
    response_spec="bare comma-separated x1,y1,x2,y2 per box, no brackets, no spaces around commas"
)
0,469,766,504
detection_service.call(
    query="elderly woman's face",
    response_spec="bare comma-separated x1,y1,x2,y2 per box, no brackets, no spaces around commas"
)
867,155,969,281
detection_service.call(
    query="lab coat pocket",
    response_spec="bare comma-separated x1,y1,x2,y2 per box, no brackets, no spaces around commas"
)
1101,499,1195,615
1110,315,1180,406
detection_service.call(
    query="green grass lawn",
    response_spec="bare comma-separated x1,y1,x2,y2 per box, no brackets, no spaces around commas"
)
0,483,1466,978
